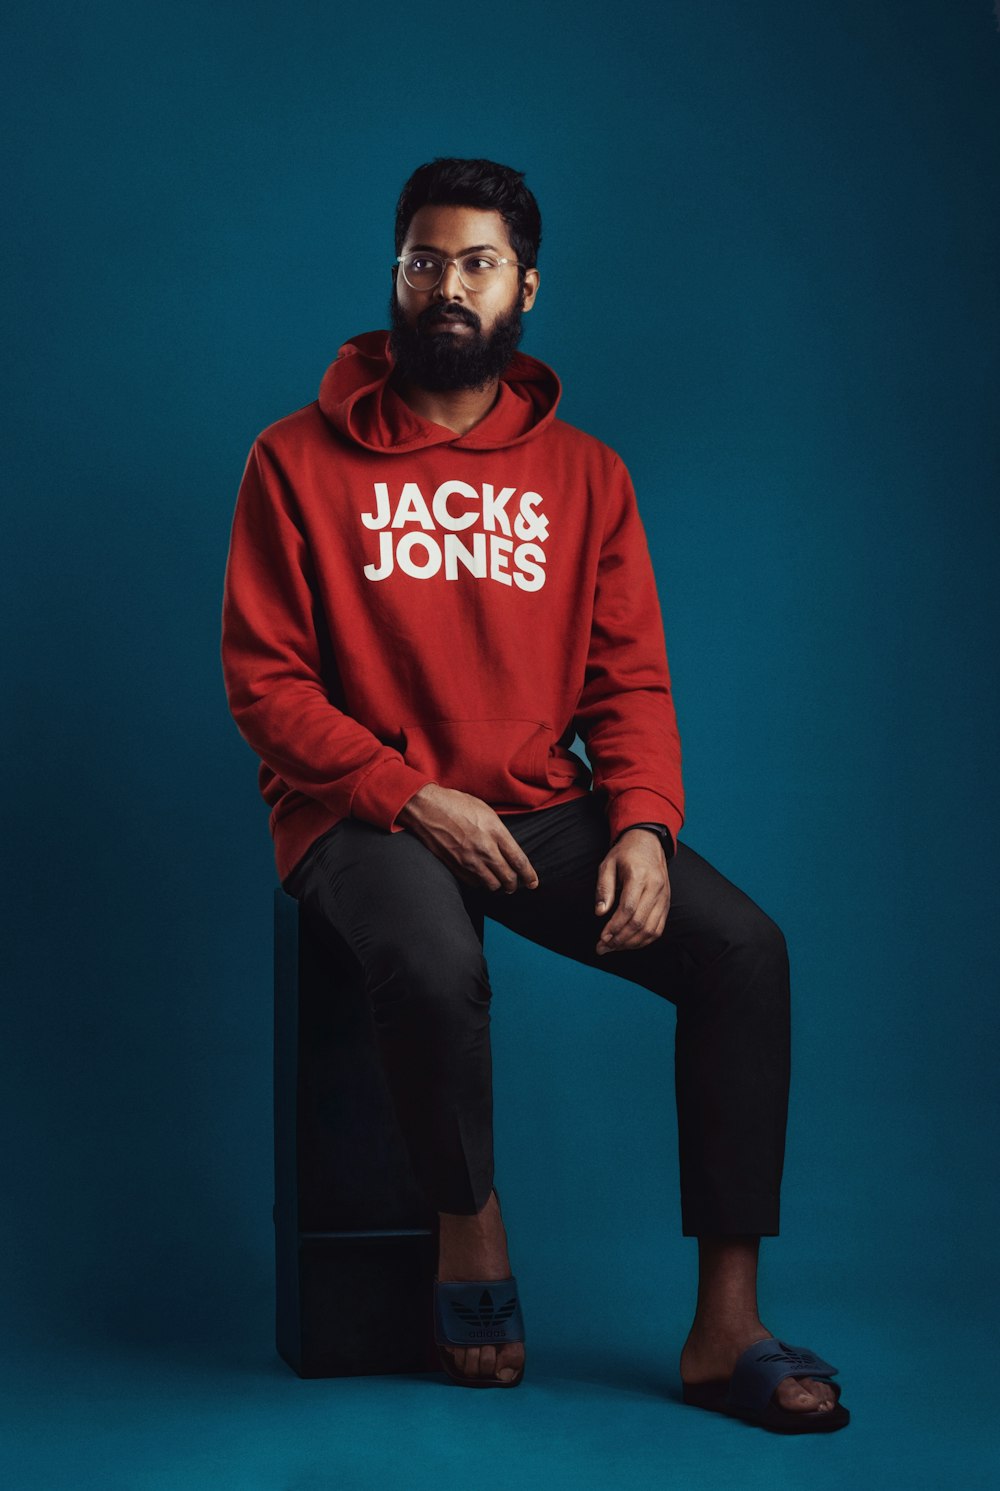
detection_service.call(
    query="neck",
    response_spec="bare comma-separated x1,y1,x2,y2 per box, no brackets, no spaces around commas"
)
391,375,501,437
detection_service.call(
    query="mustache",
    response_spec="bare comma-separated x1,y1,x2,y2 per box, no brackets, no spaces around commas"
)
420,304,479,331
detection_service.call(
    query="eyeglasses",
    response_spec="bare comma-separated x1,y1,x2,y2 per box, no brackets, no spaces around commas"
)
396,251,524,292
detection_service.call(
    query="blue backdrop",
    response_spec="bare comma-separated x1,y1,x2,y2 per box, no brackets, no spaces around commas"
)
5,2,998,1487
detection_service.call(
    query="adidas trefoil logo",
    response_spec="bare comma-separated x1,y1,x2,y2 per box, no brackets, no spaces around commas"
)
756,1340,815,1369
449,1287,518,1340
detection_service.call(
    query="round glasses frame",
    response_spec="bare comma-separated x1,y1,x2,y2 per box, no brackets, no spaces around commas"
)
396,251,525,292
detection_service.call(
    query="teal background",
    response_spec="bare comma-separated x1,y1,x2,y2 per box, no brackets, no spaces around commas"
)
4,1,998,1486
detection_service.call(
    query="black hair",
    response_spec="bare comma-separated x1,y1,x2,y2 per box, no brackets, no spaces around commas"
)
393,157,542,288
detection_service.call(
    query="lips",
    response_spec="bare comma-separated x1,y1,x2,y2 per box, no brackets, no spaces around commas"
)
425,314,474,332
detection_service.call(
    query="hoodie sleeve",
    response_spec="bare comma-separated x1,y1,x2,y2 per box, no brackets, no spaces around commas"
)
572,454,685,850
221,439,436,831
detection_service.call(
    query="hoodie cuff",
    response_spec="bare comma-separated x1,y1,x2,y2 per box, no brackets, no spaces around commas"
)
350,757,437,833
606,789,683,853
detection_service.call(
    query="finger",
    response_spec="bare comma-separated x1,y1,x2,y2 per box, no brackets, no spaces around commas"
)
463,832,525,894
451,842,506,891
597,876,658,952
446,857,492,890
642,886,671,941
495,827,540,891
480,849,520,893
623,887,671,948
474,845,533,895
459,858,500,888
598,867,648,940
594,855,617,915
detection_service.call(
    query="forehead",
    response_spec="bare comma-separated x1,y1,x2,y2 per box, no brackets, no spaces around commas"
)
402,203,513,254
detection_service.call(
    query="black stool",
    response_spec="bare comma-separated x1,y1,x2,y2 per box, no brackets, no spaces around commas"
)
273,885,485,1378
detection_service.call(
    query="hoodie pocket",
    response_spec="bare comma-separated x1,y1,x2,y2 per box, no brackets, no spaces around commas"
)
398,717,555,803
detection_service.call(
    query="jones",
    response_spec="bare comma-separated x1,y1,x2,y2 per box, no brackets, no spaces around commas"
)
363,530,546,589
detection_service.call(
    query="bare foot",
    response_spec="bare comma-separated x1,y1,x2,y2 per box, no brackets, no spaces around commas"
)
437,1189,525,1384
680,1321,838,1413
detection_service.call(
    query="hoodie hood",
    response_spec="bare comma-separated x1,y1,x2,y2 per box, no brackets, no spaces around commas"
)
318,329,562,454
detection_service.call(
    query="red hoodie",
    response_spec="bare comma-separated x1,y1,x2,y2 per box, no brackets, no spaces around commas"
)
221,329,684,886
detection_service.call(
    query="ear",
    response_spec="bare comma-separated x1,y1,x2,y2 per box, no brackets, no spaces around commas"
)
520,267,540,313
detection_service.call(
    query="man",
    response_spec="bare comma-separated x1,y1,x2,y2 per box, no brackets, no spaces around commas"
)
221,157,849,1432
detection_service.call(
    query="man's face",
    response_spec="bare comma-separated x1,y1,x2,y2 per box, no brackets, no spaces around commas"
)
388,204,540,392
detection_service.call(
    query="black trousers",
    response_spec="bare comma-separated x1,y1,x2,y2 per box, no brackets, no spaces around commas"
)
282,793,791,1236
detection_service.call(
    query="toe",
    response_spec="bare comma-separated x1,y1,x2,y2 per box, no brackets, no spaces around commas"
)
812,1377,837,1411
497,1343,524,1383
799,1375,836,1410
775,1375,825,1412
447,1345,479,1380
443,1339,524,1384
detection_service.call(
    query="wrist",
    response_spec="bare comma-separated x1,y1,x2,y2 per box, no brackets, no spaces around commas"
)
396,782,440,826
617,822,674,858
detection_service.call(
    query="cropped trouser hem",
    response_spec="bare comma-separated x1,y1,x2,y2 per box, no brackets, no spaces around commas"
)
680,1192,782,1237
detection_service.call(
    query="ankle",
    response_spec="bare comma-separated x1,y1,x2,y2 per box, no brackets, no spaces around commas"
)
686,1313,767,1345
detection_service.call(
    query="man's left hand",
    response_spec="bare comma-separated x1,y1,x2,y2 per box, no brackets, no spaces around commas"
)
594,829,671,955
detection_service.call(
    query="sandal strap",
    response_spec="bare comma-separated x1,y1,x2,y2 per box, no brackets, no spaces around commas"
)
727,1338,839,1415
433,1277,525,1347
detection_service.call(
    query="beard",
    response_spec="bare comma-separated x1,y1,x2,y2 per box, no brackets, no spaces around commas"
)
387,283,526,391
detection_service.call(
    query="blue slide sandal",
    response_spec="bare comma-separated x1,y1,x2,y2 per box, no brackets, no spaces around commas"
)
432,1187,525,1388
432,1276,526,1387
682,1337,850,1432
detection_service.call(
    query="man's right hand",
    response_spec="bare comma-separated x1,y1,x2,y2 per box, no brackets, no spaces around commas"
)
395,784,540,894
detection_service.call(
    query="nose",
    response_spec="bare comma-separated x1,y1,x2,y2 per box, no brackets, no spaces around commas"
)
435,261,466,301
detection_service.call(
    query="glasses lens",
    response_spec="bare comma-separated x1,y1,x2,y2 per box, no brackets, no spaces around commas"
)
403,254,443,288
459,255,501,283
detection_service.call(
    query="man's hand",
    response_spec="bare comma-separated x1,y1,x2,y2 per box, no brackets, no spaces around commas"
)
396,784,540,894
594,829,670,955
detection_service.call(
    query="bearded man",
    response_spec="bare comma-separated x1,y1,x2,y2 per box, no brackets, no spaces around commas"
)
221,155,849,1433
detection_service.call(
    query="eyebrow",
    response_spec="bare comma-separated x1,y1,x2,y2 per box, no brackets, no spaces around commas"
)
405,243,502,254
